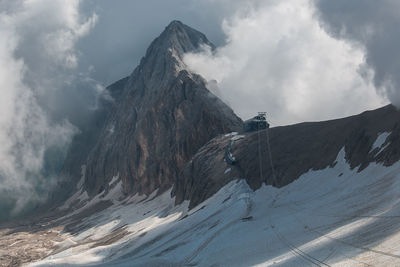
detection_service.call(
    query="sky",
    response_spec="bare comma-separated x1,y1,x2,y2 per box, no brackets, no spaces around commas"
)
0,0,398,219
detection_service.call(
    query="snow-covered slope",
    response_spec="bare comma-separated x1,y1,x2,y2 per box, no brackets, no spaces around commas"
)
29,143,400,266
3,21,400,267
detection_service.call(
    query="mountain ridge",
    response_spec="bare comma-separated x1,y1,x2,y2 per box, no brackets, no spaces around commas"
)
174,104,400,208
4,20,400,267
59,20,242,203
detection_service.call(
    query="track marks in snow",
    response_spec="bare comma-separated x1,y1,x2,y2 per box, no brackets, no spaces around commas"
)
183,192,253,265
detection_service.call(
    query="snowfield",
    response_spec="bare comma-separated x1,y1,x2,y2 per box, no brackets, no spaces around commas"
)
29,146,400,266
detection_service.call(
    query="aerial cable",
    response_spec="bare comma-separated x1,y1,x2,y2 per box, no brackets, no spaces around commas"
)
265,126,278,186
257,122,264,181
254,112,331,267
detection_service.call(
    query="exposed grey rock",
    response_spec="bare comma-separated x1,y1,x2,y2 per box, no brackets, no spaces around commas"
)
175,104,400,208
62,20,242,199
59,20,400,212
51,76,129,203
173,135,243,209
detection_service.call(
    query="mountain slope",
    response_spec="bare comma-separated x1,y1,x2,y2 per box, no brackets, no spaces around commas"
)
54,76,130,203
4,21,400,267
28,147,400,267
62,20,242,200
175,104,400,208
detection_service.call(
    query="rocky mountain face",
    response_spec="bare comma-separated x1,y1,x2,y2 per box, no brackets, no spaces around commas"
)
174,104,400,208
53,76,129,202
4,21,400,267
60,21,242,200
60,20,400,213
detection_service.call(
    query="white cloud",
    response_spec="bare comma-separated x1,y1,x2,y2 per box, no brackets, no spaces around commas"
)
0,0,96,216
184,0,387,125
314,0,400,108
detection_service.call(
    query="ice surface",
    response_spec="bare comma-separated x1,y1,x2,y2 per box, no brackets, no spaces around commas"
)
30,148,400,266
225,132,238,137
109,174,120,186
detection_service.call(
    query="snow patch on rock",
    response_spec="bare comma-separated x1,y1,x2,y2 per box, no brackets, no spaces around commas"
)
31,149,400,266
371,132,391,154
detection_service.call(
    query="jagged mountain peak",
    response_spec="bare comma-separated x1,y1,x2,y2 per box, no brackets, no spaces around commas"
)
159,20,213,55
11,18,400,267
59,21,243,199
137,21,214,78
166,20,185,29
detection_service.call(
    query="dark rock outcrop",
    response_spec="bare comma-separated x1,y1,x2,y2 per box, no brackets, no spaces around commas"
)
175,104,400,208
59,20,400,213
52,77,129,202
61,21,242,199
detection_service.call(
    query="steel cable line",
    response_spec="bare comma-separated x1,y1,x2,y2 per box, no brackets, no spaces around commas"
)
259,122,399,266
255,119,331,266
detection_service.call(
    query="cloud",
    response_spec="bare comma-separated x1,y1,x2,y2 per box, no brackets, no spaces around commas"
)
0,0,394,219
0,0,96,219
76,0,245,85
184,0,387,125
0,0,231,219
314,0,400,107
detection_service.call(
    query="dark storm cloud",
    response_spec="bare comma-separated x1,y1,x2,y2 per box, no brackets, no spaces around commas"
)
314,0,400,106
0,0,96,220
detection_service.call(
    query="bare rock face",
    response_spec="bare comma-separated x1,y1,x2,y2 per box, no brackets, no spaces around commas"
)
173,134,243,209
60,20,400,212
174,104,400,208
53,77,129,203
64,21,242,198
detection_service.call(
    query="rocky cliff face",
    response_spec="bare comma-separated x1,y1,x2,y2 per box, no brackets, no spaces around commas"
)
174,104,400,208
61,21,242,199
61,20,400,213
54,76,129,202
